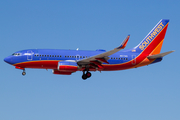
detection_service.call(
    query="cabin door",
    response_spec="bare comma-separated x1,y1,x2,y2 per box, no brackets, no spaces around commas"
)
76,55,80,61
27,50,33,60
132,55,136,65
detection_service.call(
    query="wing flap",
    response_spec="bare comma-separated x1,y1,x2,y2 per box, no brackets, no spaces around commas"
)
147,50,174,59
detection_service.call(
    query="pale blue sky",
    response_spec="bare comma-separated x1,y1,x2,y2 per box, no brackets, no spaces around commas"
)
1,0,180,120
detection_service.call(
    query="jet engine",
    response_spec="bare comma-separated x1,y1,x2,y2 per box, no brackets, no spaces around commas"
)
53,61,78,75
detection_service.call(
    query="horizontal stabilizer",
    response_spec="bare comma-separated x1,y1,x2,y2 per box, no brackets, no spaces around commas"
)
147,51,174,59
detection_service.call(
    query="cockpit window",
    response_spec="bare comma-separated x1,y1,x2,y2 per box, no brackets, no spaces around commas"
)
12,53,21,56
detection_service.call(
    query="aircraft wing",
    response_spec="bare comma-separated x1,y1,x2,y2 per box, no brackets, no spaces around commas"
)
77,35,130,65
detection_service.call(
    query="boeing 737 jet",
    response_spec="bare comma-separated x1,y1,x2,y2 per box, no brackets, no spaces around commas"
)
4,19,174,80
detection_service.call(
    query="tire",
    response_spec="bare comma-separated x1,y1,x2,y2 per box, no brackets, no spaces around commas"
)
82,74,87,80
22,72,26,76
86,72,91,78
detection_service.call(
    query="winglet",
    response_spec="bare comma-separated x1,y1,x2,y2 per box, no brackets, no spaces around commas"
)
117,35,130,49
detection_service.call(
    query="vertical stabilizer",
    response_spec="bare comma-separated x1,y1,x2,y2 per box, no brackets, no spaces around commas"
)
134,19,169,55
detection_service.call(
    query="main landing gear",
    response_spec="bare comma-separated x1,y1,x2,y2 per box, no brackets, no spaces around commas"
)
82,71,92,80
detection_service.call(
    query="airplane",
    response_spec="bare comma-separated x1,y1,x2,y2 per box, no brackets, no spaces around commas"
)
4,19,174,80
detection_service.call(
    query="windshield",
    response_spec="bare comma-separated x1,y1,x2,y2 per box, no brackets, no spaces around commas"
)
12,53,21,56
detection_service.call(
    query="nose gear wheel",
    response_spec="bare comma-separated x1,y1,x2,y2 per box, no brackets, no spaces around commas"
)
22,69,26,76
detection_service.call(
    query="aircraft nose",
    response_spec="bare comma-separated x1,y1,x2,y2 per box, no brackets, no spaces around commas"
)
4,56,13,64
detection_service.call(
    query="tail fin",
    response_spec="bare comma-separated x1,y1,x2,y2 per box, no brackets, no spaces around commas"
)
134,19,169,55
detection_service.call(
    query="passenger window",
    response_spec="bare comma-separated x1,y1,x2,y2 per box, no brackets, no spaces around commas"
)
57,55,59,57
52,55,54,57
47,55,49,57
42,55,44,57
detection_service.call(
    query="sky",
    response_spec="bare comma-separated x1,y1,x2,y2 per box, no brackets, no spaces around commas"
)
0,0,180,120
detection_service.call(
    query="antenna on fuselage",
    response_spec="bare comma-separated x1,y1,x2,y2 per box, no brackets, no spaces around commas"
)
76,48,79,51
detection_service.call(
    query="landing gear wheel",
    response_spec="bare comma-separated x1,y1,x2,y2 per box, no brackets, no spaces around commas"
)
82,74,87,80
82,70,92,80
22,71,26,76
86,72,91,78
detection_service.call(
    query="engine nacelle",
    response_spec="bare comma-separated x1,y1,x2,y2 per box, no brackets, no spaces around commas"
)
53,69,72,75
57,61,78,72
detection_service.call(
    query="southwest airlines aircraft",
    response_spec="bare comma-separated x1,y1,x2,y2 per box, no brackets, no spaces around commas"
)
4,19,174,80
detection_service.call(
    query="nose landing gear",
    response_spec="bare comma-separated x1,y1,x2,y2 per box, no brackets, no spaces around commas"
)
22,69,26,76
15,66,26,76
82,71,92,80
